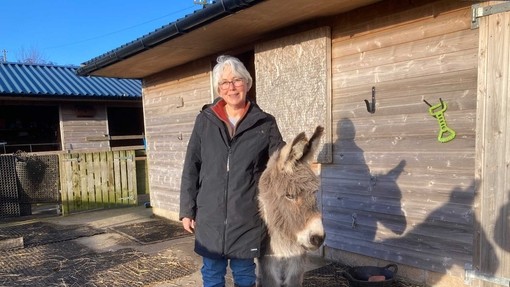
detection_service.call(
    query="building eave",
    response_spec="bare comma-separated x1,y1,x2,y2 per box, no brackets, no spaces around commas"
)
77,0,381,79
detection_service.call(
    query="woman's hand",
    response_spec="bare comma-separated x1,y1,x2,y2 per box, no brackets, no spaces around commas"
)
182,217,195,233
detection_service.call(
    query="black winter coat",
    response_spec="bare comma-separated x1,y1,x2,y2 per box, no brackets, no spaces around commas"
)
179,99,284,259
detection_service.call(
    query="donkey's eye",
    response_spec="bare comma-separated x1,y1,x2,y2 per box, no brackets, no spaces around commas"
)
285,193,296,200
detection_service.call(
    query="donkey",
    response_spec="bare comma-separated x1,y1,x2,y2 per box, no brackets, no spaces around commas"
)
257,126,325,287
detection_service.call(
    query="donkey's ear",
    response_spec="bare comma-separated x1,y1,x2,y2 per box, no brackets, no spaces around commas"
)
277,132,308,173
301,126,324,163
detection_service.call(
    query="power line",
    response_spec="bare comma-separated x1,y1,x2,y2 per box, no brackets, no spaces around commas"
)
44,5,196,50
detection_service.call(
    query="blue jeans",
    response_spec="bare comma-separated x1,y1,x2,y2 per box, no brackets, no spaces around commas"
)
201,256,256,287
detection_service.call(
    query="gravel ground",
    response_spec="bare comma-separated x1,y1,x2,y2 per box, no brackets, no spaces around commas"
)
0,206,429,287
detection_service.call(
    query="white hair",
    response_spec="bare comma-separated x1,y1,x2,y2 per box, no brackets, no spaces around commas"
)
212,55,253,97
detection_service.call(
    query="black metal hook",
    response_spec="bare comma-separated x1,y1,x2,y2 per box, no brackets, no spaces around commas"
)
423,98,444,108
364,86,376,114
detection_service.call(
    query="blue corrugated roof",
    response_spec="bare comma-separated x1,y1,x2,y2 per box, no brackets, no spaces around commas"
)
0,62,141,98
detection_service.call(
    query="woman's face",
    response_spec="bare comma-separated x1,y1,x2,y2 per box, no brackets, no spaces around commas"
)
218,66,247,109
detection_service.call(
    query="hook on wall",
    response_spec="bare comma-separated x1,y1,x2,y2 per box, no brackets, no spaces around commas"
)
364,86,376,114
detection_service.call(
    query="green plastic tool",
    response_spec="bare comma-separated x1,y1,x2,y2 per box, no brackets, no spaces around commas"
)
425,99,456,143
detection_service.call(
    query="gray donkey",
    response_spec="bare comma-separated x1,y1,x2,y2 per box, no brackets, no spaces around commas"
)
257,126,325,287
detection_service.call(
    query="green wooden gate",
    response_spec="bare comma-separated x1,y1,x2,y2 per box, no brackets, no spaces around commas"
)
59,150,137,215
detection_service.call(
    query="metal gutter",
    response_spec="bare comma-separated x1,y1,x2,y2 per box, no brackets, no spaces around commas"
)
76,0,262,76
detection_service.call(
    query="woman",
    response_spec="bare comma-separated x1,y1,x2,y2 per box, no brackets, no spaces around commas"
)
180,55,284,287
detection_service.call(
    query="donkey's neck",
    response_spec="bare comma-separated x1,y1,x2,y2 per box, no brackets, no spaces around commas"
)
266,232,306,258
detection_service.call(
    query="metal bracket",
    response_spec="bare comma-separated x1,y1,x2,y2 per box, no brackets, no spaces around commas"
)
472,2,510,29
115,155,134,161
364,86,376,114
176,96,184,108
465,263,510,286
351,213,358,229
62,158,81,162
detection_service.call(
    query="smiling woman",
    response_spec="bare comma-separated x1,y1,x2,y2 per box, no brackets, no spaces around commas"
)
179,55,285,287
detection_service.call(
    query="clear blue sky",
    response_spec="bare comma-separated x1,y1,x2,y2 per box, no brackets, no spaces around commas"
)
0,0,204,66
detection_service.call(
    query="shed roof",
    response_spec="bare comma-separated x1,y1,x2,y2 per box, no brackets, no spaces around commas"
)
77,0,381,79
0,62,141,99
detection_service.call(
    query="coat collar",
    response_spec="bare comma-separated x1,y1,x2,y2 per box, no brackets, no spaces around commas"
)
204,98,267,137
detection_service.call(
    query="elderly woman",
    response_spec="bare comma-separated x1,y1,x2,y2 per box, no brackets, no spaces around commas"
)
179,55,284,287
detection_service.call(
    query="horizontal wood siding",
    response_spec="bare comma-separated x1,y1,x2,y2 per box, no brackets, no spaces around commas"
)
325,0,476,276
60,103,110,151
143,59,212,215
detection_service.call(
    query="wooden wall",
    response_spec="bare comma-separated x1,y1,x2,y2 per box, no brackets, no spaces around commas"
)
143,59,212,219
322,0,477,277
475,5,510,283
138,1,508,285
60,103,109,151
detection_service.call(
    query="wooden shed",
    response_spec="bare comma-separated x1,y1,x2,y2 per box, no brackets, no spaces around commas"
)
0,62,146,217
77,1,510,286
0,62,143,153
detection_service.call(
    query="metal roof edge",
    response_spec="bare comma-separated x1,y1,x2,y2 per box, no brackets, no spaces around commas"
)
76,0,262,77
0,62,141,98
1,61,80,69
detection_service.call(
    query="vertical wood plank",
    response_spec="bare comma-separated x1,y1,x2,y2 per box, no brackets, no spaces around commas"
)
78,153,88,210
113,151,122,205
474,0,488,273
492,11,510,278
127,150,138,205
475,7,510,280
68,154,76,214
499,10,510,279
93,152,102,208
59,154,70,215
100,151,109,208
107,151,116,207
86,152,95,209
120,150,129,205
71,153,81,212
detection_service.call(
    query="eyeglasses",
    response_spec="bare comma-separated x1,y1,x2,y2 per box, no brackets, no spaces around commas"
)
219,78,244,90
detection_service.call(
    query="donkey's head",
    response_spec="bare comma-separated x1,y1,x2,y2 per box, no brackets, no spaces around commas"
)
259,126,325,253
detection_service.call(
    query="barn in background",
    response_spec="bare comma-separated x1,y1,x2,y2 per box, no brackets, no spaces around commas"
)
0,62,143,153
0,62,147,217
77,1,510,286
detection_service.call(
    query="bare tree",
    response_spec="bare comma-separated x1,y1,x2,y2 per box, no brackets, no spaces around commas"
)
16,46,53,64
1,49,7,62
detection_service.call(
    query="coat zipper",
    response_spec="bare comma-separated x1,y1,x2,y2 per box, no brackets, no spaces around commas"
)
223,145,231,256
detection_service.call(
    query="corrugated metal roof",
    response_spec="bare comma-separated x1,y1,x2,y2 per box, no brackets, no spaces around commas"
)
0,62,141,98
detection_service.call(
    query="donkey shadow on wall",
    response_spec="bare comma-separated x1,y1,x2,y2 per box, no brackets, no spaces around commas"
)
331,118,407,243
494,190,510,252
381,180,500,285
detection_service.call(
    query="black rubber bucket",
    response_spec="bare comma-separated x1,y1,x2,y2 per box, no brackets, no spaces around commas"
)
342,264,398,287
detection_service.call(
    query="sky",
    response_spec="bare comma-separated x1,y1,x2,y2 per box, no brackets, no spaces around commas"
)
0,0,205,66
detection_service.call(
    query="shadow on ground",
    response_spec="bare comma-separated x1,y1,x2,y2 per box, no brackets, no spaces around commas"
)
0,210,428,287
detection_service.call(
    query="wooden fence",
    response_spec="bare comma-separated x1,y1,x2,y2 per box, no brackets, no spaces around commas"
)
59,150,137,215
